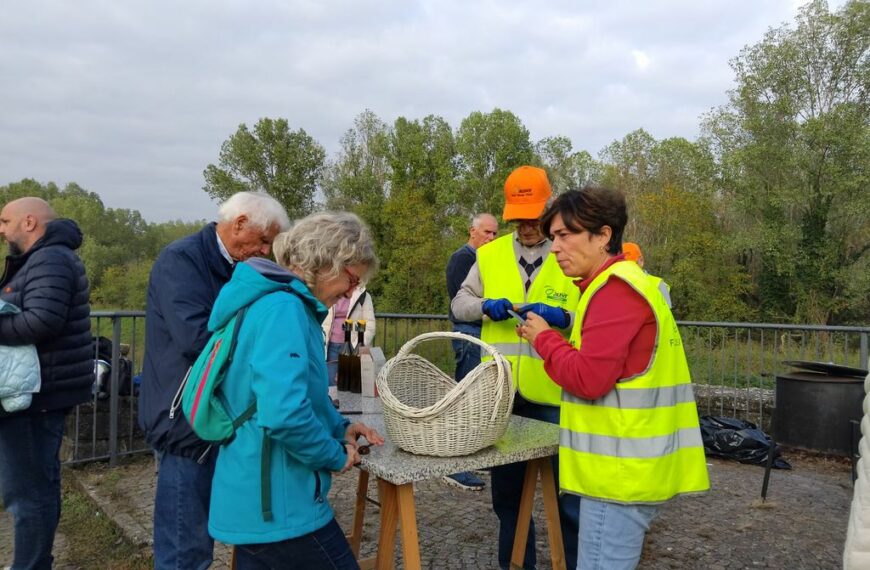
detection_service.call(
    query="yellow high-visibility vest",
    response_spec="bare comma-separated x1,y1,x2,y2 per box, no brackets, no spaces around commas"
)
559,260,710,503
477,234,579,406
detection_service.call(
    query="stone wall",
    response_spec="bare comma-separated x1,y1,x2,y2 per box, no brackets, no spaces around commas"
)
694,384,775,432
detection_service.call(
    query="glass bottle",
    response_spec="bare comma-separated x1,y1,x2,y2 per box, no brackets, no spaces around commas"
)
337,320,354,391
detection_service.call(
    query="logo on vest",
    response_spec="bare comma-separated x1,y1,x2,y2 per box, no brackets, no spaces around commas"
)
544,286,568,304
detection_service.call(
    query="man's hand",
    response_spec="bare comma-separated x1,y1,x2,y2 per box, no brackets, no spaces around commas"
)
518,303,569,329
482,298,514,321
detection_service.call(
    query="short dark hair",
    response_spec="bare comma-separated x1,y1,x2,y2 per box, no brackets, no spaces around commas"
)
540,186,627,254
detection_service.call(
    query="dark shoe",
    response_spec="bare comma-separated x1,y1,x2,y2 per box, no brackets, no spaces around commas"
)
331,398,340,409
443,471,485,491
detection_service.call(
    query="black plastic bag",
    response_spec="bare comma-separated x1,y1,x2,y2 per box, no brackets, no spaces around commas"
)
700,415,791,469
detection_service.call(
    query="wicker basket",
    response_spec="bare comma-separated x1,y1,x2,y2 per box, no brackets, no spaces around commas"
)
376,331,514,457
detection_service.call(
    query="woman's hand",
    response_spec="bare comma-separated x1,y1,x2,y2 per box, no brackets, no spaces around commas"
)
338,442,361,473
516,311,552,345
345,422,385,447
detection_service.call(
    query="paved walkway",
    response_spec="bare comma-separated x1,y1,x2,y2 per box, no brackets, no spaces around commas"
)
58,451,853,569
0,510,72,569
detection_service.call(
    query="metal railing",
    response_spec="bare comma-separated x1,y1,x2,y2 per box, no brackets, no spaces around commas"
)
64,311,869,466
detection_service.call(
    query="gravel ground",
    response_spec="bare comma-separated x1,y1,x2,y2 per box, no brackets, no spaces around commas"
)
52,448,854,569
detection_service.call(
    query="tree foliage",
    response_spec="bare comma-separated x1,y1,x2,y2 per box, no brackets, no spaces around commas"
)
1,179,203,310
203,118,326,218
703,0,870,323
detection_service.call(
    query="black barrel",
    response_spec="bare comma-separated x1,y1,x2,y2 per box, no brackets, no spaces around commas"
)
774,366,865,456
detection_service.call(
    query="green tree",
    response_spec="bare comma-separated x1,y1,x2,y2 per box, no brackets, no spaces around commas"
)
203,118,326,218
535,136,602,194
1,179,205,310
456,109,536,219
378,115,459,313
703,0,870,324
322,110,392,248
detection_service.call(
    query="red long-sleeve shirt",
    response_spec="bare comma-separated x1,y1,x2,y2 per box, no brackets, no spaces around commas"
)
533,256,656,400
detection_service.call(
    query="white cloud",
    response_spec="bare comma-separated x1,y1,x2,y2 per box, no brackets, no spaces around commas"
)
632,50,651,71
0,0,847,221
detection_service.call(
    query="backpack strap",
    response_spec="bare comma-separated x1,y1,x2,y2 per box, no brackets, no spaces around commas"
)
217,305,275,521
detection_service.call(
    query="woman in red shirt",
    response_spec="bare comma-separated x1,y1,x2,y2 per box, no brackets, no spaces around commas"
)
517,186,708,569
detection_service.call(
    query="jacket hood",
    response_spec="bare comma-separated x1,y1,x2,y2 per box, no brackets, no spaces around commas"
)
20,219,83,256
208,257,326,331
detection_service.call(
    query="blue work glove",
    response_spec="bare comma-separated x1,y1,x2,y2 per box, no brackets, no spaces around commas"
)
518,303,570,329
482,298,513,321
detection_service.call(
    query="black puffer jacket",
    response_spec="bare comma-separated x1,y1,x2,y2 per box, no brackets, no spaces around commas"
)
0,218,93,416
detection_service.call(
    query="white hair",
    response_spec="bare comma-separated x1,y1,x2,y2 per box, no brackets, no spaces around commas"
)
471,213,497,228
217,192,290,231
275,211,378,289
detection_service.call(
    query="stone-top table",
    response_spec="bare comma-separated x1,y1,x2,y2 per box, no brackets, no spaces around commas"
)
335,390,383,416
347,412,566,570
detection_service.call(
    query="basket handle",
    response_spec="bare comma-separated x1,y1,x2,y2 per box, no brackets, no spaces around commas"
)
389,331,511,422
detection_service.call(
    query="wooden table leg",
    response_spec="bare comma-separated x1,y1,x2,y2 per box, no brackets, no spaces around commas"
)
375,478,400,570
510,459,540,568
395,483,422,570
539,459,566,570
349,469,370,557
230,546,237,569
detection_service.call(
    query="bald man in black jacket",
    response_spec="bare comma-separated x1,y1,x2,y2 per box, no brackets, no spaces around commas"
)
0,197,92,570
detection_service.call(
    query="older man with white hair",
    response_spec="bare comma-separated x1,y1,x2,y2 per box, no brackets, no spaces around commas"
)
139,191,289,570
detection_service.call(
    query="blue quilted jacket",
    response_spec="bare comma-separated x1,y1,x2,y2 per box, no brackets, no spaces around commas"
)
0,219,92,416
0,300,40,412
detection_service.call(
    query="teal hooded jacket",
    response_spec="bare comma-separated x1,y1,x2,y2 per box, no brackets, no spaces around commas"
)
207,258,351,545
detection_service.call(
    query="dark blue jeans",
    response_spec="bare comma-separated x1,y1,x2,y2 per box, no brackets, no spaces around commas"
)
235,518,359,570
0,409,66,570
451,323,482,381
153,449,217,570
490,395,579,570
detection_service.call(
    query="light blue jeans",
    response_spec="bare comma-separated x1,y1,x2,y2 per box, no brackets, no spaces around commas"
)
576,497,659,570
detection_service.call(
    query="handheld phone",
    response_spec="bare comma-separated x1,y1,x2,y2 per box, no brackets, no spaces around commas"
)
507,309,526,324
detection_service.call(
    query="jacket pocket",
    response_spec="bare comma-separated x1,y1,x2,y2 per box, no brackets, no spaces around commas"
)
313,470,323,503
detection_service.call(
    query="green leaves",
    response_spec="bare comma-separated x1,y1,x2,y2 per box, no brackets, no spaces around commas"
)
203,118,326,219
703,0,870,324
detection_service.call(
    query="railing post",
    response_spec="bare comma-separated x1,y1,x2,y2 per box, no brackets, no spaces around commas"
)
109,315,122,467
861,333,869,370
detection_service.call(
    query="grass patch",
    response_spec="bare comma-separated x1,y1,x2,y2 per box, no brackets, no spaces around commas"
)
59,477,152,570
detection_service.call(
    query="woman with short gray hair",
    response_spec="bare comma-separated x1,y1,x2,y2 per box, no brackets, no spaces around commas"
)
207,211,382,569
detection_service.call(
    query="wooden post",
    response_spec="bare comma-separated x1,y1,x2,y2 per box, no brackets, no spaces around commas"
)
349,470,370,556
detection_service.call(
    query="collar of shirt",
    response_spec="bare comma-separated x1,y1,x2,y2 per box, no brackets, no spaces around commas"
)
576,253,627,292
513,232,549,255
215,231,235,266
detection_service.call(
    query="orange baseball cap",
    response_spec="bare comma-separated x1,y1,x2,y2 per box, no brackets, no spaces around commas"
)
622,242,642,262
502,166,552,221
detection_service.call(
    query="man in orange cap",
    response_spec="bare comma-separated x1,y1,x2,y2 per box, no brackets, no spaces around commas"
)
622,241,644,267
451,165,580,569
622,241,672,308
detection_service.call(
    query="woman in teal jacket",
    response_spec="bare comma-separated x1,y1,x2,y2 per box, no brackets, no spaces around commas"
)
208,211,383,570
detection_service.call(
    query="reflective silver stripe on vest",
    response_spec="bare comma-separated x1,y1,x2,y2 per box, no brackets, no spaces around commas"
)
490,342,543,360
560,426,703,458
562,383,695,409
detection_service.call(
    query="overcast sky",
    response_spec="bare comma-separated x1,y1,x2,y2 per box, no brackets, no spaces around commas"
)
0,0,837,222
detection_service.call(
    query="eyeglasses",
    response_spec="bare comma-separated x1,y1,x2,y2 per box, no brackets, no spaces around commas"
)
343,267,361,289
